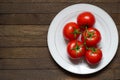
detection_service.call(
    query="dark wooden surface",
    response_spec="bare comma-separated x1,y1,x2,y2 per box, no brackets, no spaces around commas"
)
0,0,119,80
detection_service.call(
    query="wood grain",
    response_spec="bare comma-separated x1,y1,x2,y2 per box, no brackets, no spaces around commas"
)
0,58,58,69
0,25,46,47
0,3,119,14
0,36,47,47
0,25,48,36
0,69,116,80
0,14,55,25
0,47,50,58
0,13,119,25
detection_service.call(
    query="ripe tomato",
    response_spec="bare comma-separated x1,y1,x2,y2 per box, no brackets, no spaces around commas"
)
85,48,102,64
63,22,80,41
67,40,86,59
81,28,101,47
77,12,95,31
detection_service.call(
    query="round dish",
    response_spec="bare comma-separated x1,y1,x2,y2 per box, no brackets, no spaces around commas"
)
47,4,119,74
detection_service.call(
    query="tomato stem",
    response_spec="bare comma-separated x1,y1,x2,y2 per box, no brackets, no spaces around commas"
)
72,42,82,55
72,29,81,38
89,47,97,53
87,32,94,38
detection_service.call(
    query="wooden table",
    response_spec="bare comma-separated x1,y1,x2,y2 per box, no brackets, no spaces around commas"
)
0,0,119,80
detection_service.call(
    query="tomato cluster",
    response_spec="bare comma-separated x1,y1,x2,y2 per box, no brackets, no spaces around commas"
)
63,12,102,65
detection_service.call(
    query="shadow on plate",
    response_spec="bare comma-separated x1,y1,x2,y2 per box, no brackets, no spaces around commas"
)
68,57,84,65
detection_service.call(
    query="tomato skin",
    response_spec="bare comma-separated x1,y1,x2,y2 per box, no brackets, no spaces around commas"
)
67,40,86,59
77,12,95,30
81,28,101,47
63,22,80,41
85,48,102,64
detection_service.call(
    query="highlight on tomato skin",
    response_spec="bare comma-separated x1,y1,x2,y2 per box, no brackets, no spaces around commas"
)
67,40,86,59
63,22,81,41
77,11,95,31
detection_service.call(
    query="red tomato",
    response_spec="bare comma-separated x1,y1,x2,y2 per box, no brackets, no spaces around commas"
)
67,40,86,59
63,22,80,41
77,12,95,31
81,28,101,47
85,48,102,64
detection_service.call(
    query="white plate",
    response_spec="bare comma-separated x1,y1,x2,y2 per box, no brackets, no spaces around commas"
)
47,4,119,74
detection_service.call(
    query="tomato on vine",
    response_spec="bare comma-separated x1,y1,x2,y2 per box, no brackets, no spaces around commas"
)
81,27,101,47
85,47,102,64
67,40,86,59
77,12,95,31
63,22,81,41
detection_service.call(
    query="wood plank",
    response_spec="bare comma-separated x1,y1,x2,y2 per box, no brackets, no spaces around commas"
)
0,47,50,58
0,14,55,25
0,25,48,36
0,58,58,69
0,13,119,25
0,36,47,47
0,69,116,80
0,0,119,3
0,3,119,14
0,25,48,47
